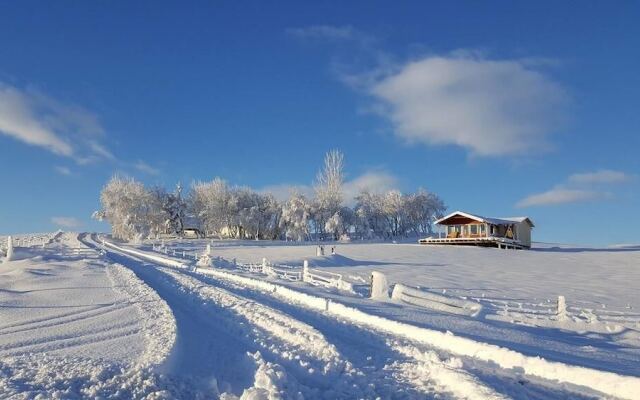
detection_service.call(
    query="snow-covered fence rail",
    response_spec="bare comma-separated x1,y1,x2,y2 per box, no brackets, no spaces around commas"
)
236,262,265,274
391,283,482,317
263,264,303,281
303,264,353,292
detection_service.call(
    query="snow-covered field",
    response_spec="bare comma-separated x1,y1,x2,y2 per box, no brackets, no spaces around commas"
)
2,233,639,399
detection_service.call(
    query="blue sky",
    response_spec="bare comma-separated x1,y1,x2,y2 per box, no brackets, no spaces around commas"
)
0,1,638,245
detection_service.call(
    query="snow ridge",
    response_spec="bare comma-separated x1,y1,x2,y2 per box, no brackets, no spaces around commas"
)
106,262,177,368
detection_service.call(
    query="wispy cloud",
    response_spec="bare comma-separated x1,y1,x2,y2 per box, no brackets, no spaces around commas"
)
51,216,82,229
516,169,631,207
134,160,161,176
0,82,111,163
568,169,632,185
54,166,72,176
516,187,605,208
368,54,568,157
287,25,373,44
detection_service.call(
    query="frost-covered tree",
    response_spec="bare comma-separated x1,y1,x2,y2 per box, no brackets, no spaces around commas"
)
96,175,158,242
353,188,446,238
354,191,388,238
325,206,355,240
404,189,446,235
383,190,407,237
313,149,345,239
163,183,187,235
189,178,234,238
189,180,281,240
280,192,311,241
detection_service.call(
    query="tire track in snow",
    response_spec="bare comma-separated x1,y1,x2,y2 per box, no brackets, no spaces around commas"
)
0,302,131,336
182,266,608,400
182,267,513,400
0,319,140,355
95,237,446,398
1,234,183,399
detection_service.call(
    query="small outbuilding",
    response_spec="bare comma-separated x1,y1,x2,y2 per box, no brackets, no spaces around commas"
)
419,211,534,249
183,228,204,239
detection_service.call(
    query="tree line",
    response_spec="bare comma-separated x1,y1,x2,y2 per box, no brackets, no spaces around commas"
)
94,150,446,242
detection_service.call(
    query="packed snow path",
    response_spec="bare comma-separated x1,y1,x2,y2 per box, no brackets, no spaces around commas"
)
84,234,628,399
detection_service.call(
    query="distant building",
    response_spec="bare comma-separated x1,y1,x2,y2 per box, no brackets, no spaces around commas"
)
419,211,534,249
183,228,204,239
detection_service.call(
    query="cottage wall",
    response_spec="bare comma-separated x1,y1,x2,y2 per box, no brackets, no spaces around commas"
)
515,222,532,247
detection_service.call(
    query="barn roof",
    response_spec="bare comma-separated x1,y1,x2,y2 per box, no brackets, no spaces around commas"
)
435,211,535,227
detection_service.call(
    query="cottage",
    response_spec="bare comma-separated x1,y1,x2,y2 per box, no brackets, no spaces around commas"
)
419,211,534,249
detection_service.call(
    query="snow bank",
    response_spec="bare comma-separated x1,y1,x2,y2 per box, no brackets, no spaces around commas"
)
238,352,302,400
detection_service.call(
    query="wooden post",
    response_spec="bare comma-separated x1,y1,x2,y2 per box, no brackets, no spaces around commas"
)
5,236,14,262
303,260,310,282
557,295,567,321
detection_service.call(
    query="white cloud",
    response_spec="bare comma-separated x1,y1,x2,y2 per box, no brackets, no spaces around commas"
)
516,169,632,208
134,160,161,175
568,169,632,185
0,82,111,162
367,54,568,157
516,188,604,208
259,184,313,202
54,166,72,176
342,170,399,204
51,216,82,229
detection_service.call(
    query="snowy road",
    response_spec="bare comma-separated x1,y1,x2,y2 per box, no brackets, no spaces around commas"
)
81,234,621,399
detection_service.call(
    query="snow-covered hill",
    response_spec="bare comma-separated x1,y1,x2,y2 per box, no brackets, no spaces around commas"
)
1,233,639,399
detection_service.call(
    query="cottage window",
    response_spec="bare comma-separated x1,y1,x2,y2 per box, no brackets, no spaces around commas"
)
470,224,478,235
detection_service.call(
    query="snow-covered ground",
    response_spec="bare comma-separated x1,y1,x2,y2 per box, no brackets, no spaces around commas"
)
2,233,639,399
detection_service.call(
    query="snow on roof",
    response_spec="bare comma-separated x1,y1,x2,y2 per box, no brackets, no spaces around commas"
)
435,211,534,227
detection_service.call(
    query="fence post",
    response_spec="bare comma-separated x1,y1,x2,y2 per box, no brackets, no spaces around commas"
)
303,260,310,282
557,295,567,321
4,236,14,262
262,257,268,274
370,271,390,299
